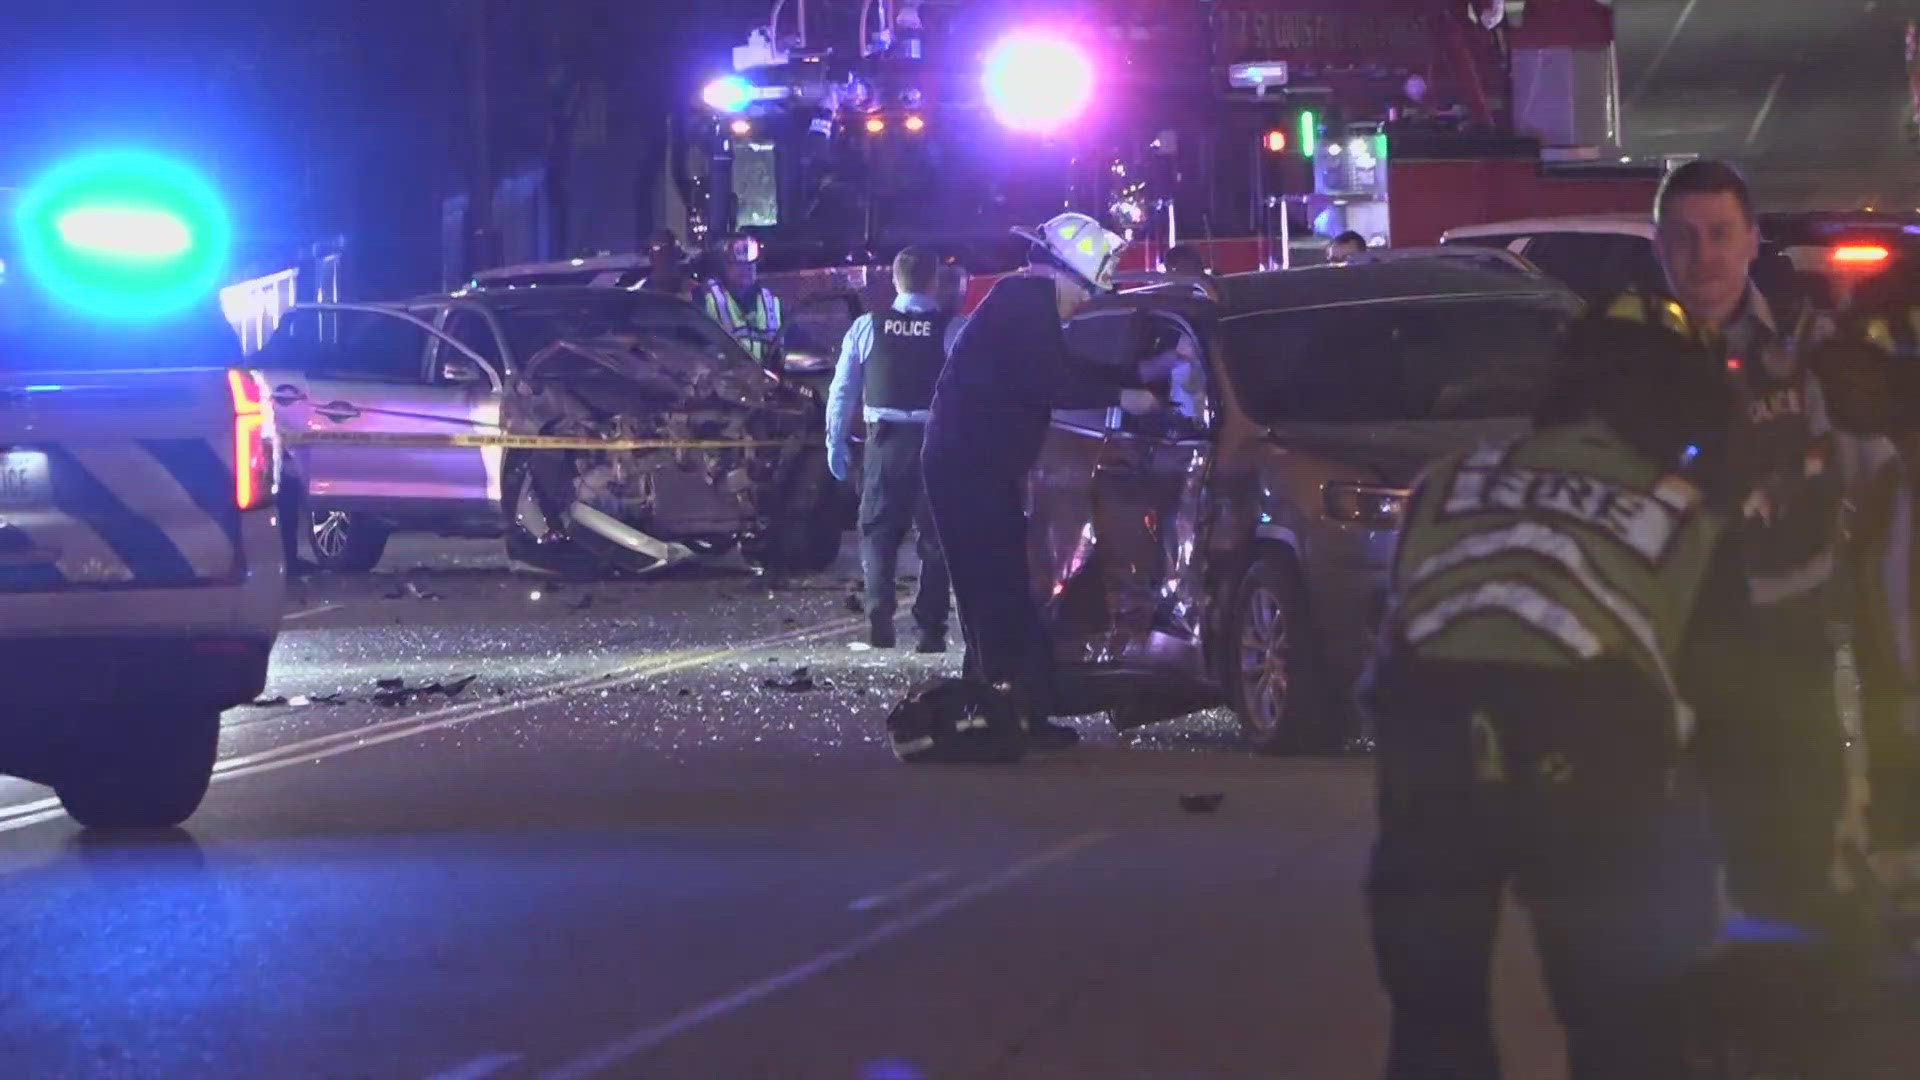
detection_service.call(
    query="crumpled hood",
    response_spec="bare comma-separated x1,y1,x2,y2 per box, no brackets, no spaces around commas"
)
518,333,807,413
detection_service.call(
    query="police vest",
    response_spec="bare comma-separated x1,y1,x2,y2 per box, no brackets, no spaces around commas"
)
703,284,782,363
1389,421,1724,728
867,311,951,412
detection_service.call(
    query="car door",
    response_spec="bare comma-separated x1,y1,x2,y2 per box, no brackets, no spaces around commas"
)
1034,307,1216,712
258,304,502,522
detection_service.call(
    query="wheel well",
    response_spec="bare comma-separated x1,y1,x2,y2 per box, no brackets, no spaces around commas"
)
1207,540,1318,690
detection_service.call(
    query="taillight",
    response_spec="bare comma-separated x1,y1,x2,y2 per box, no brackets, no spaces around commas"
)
1831,244,1890,266
227,368,274,510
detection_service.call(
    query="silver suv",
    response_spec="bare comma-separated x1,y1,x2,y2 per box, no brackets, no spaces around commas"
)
257,288,842,574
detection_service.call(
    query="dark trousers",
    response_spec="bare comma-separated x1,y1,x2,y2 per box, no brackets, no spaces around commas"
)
1367,657,1719,1080
1691,613,1848,926
922,448,1056,719
859,421,950,635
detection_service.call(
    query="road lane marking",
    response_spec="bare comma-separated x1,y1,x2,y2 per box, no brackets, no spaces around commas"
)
537,832,1112,1080
1746,71,1787,146
848,869,953,912
426,1053,525,1080
284,602,343,622
1627,0,1702,106
0,615,865,835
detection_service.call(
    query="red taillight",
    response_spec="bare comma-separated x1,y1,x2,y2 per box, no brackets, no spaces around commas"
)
1831,244,1890,266
227,368,272,510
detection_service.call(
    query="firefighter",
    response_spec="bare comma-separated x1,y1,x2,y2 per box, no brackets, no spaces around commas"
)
1653,159,1855,932
922,213,1161,749
1805,264,1920,960
1365,292,1741,1080
701,234,785,368
826,246,953,652
637,229,694,298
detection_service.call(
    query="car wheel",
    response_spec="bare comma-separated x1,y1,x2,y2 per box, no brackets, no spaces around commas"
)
1225,553,1331,754
55,709,220,830
309,510,390,572
743,450,845,572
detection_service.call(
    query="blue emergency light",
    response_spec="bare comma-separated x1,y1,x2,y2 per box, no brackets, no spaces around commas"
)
10,150,230,320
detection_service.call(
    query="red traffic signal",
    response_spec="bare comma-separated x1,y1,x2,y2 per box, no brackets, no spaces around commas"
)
1263,129,1288,154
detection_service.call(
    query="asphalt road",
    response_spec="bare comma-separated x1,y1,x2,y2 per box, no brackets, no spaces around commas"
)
0,535,1602,1080
1618,0,1920,209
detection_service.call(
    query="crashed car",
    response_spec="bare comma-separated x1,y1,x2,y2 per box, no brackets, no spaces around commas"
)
256,288,842,575
1034,260,1583,751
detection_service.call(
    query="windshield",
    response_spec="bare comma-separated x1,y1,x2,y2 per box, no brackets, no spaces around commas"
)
1221,295,1579,424
486,292,746,366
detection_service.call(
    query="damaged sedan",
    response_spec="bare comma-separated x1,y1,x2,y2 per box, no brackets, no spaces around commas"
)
258,288,843,575
1035,260,1582,751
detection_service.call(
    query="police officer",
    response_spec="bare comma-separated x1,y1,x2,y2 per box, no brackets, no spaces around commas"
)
922,213,1161,749
701,234,785,368
827,246,953,652
1654,160,1854,931
1365,294,1740,1080
1806,264,1920,960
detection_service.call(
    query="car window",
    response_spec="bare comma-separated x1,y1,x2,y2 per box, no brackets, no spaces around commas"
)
442,310,503,366
1219,296,1578,424
1057,312,1150,430
1522,234,1663,299
262,308,431,383
1118,317,1211,440
791,294,863,356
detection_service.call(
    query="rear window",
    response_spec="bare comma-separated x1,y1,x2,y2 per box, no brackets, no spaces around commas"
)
1220,295,1579,424
0,289,240,371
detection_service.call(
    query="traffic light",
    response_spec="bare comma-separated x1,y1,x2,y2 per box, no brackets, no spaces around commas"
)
1263,129,1288,154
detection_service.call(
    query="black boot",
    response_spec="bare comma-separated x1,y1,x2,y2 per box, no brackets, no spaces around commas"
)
868,615,897,650
915,627,947,654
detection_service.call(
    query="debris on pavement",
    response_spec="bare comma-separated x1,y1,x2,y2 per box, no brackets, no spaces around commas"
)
246,696,289,708
383,581,442,601
373,674,479,707
762,666,822,692
1179,793,1227,814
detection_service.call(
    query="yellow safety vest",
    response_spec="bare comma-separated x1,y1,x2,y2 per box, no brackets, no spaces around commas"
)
702,283,783,364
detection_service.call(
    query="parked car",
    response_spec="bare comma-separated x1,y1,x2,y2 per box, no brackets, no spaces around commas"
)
1442,210,1920,312
255,287,843,575
1033,261,1584,752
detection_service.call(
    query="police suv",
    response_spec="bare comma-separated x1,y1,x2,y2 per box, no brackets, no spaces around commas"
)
0,162,282,829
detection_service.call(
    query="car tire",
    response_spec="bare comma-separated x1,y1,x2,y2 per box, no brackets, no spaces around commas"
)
55,709,220,830
742,449,845,573
1223,552,1334,754
309,510,390,572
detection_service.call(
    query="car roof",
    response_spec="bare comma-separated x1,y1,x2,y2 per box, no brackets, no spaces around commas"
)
1443,213,1653,240
414,285,697,311
1092,260,1578,320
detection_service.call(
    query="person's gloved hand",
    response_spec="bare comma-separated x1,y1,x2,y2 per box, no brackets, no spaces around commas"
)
1119,388,1162,416
827,441,852,482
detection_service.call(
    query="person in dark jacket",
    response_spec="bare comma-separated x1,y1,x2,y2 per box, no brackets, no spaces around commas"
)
922,213,1160,749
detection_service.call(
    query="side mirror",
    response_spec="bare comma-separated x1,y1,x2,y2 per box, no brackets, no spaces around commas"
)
440,355,488,385
783,348,834,377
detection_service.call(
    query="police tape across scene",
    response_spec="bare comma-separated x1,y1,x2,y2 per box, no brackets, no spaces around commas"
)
280,430,796,452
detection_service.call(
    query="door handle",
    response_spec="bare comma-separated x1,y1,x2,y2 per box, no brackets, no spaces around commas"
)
271,384,307,407
314,401,360,422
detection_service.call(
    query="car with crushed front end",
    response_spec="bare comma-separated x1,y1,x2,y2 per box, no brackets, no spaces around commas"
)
256,287,843,576
1035,260,1584,752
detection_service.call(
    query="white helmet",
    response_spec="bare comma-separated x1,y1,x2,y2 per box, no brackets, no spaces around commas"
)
1011,212,1126,293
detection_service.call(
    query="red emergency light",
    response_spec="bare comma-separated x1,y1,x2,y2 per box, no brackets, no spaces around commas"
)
1263,129,1287,154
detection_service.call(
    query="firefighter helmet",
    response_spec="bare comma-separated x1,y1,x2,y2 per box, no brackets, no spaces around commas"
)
714,233,762,266
1012,212,1126,293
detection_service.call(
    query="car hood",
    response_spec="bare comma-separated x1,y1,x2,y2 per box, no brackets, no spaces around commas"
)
517,333,806,413
1263,419,1527,486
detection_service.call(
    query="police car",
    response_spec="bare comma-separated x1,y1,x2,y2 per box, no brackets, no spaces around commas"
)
0,153,282,829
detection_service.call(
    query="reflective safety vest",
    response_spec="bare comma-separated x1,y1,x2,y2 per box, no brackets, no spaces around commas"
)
702,283,783,364
1388,421,1725,738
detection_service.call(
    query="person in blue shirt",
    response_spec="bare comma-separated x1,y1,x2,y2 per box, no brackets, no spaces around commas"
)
827,246,954,651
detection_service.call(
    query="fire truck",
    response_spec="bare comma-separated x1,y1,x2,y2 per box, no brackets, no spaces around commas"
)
686,0,1656,311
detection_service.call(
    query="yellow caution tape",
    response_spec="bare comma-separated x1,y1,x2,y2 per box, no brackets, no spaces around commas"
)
282,430,792,451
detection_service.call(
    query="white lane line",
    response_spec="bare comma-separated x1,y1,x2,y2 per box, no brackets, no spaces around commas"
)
284,602,343,622
1628,0,1703,106
0,616,865,836
538,832,1112,1080
1746,71,1788,146
848,869,953,912
425,1053,526,1080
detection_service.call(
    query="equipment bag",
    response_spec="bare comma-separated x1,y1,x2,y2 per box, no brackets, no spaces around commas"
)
886,678,1027,764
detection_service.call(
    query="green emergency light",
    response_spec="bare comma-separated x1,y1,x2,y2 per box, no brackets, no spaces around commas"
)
1299,111,1317,159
